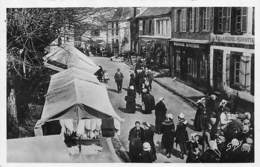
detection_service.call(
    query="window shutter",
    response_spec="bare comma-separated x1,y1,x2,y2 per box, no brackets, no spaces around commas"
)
206,8,210,31
239,54,250,91
241,7,247,33
174,10,178,32
183,9,187,32
226,54,230,86
226,8,231,32
195,8,200,32
191,8,195,32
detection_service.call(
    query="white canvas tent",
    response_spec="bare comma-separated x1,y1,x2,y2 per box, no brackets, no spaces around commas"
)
43,43,99,73
47,67,100,92
39,76,123,123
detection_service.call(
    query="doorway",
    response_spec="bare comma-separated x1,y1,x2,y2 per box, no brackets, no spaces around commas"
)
213,49,224,90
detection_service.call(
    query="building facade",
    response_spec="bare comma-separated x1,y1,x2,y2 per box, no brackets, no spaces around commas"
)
170,7,214,90
137,7,172,69
107,8,134,56
210,7,254,102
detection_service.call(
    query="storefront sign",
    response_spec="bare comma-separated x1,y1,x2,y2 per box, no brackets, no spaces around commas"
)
174,42,200,48
211,34,254,45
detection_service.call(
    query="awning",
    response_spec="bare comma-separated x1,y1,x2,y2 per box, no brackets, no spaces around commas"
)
41,78,123,123
43,43,99,73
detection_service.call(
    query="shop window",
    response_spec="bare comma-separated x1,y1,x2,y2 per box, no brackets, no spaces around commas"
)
176,50,181,72
229,52,250,91
251,54,254,95
200,55,207,80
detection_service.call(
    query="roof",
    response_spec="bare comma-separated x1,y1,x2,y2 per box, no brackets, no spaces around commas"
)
43,44,99,73
7,135,121,162
110,8,134,21
136,7,172,18
41,75,123,122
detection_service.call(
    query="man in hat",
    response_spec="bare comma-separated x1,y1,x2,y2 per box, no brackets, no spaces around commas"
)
142,122,156,161
128,121,144,162
154,97,167,134
161,113,175,158
142,90,155,114
175,113,189,159
114,68,124,93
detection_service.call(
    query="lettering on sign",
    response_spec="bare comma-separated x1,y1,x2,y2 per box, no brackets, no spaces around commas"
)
212,35,254,45
174,42,200,48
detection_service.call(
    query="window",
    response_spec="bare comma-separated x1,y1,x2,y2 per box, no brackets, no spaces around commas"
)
143,20,146,34
149,20,152,34
234,56,240,84
251,54,254,95
181,9,187,32
216,7,231,34
112,22,114,35
116,22,119,35
176,50,181,72
233,7,247,34
139,20,143,35
187,8,195,32
229,52,251,91
252,7,255,35
202,8,210,31
195,8,200,32
176,9,182,32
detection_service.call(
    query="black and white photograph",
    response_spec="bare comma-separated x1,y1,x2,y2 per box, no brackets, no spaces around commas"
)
4,3,256,164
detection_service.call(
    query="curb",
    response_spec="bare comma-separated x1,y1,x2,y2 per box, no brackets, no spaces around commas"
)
153,79,198,109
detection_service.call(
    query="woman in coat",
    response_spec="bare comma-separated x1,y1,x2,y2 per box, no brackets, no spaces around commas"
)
194,97,209,131
125,86,136,113
161,113,175,158
155,97,167,134
175,113,189,159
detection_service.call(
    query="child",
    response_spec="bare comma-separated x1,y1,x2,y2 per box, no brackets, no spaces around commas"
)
103,70,109,83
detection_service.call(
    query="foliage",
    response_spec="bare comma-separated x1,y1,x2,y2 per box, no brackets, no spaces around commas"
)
6,8,117,138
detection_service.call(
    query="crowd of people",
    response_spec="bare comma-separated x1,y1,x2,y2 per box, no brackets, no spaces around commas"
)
96,59,254,163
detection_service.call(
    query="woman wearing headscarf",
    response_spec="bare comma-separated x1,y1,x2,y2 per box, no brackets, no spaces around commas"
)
175,113,189,159
125,85,136,113
139,142,154,163
154,97,167,134
186,133,201,162
194,97,209,131
200,140,221,162
142,122,156,161
161,113,175,158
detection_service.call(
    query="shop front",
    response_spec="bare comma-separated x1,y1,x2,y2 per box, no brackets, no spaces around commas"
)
171,41,210,90
210,45,254,102
139,37,170,69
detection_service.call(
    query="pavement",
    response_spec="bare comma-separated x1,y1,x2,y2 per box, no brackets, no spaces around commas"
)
153,77,205,109
90,56,201,163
